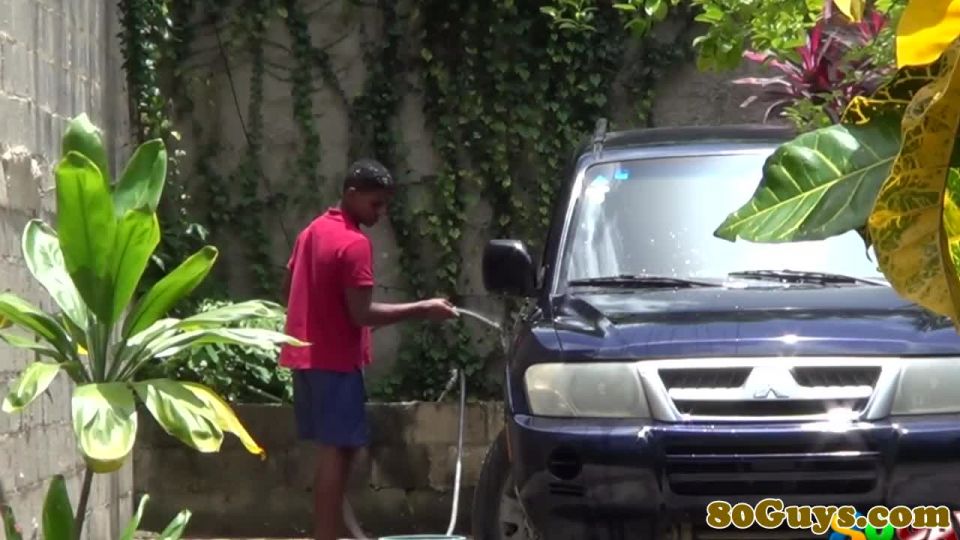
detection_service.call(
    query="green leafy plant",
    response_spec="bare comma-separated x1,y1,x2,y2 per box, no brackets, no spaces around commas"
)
0,113,305,537
139,298,293,404
541,0,680,35
715,0,960,328
1,475,188,540
732,4,890,129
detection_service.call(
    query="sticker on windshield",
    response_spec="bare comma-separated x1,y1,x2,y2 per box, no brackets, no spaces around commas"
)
614,168,630,181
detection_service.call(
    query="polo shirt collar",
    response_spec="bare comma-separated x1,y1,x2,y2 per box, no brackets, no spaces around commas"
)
327,206,360,230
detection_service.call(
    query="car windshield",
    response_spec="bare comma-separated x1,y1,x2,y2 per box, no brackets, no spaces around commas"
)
560,149,884,285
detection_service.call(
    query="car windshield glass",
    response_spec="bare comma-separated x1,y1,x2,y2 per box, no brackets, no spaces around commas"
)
560,149,884,285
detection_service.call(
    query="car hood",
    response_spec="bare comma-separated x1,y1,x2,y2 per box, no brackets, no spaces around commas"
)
550,283,960,358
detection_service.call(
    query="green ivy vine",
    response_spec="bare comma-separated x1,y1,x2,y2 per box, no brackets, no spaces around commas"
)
119,0,690,401
118,0,214,306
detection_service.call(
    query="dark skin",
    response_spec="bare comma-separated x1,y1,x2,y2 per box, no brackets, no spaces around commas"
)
286,184,457,540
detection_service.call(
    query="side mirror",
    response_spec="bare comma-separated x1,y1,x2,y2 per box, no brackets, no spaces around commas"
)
483,239,538,297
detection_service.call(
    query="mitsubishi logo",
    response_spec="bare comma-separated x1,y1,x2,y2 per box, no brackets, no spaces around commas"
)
753,384,789,399
745,366,796,400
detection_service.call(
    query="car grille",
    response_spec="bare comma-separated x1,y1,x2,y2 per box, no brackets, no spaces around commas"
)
791,366,881,387
664,437,881,496
659,367,752,389
640,358,895,422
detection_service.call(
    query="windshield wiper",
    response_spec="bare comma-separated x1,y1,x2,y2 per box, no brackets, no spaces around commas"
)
727,269,887,286
567,274,718,288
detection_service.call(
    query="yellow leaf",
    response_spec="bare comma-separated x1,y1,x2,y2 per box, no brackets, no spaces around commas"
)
896,0,960,67
868,37,960,328
833,0,864,22
182,382,266,460
841,64,940,126
71,383,138,474
77,344,87,356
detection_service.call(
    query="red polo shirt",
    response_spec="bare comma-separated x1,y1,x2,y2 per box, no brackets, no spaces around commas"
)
279,208,373,371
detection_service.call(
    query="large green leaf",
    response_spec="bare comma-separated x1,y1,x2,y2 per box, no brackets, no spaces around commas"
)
109,209,161,322
42,475,74,540
55,151,117,323
0,293,74,356
714,116,903,242
120,494,151,540
183,382,265,459
0,504,22,540
56,312,87,355
715,63,939,244
113,319,181,381
126,318,180,349
0,293,68,345
61,114,110,186
177,300,285,330
21,220,89,330
0,331,67,363
113,139,167,217
147,327,307,360
158,510,192,540
71,383,138,473
122,246,219,338
1,361,61,413
132,379,223,453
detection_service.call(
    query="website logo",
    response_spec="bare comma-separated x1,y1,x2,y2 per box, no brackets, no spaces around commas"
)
827,511,960,540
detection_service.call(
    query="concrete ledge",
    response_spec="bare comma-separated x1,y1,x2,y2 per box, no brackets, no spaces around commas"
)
133,402,504,537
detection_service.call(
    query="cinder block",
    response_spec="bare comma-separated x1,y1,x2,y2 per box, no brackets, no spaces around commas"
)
9,0,35,50
408,401,489,445
426,443,488,491
3,41,33,98
2,143,43,211
487,399,505,439
0,93,37,147
0,0,11,33
36,6,53,61
369,443,430,490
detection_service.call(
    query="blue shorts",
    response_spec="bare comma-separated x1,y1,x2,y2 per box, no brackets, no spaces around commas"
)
291,368,370,448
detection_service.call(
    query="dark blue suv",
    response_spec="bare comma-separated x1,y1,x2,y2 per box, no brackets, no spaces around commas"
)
471,123,960,540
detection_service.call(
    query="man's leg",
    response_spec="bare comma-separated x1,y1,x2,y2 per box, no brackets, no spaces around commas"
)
313,444,355,540
294,368,371,540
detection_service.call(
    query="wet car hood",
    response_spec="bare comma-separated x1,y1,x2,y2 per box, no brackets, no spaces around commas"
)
550,282,960,358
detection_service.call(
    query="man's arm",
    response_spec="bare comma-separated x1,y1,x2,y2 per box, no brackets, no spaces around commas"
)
340,238,458,328
344,287,427,327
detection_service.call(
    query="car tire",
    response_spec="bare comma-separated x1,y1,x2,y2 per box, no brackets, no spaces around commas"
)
473,428,539,540
473,429,674,540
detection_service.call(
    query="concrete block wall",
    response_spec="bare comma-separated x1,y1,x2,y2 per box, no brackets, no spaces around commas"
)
0,0,131,538
133,402,505,537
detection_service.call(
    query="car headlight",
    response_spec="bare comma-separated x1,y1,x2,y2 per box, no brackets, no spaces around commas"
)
524,362,650,418
891,358,960,415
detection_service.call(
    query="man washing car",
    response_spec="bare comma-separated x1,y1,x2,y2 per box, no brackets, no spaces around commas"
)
279,158,459,540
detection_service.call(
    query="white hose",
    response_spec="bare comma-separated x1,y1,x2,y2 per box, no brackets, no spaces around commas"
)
445,368,466,536
344,498,370,540
345,307,495,539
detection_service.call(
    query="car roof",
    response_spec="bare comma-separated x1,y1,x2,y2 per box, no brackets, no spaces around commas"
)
577,123,798,157
606,123,796,148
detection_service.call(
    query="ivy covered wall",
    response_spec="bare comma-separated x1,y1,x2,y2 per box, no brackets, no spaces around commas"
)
124,0,771,401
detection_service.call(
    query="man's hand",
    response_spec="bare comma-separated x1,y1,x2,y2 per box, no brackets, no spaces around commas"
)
418,298,459,321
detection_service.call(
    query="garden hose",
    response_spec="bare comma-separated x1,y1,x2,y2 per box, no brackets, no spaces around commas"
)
351,307,497,540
